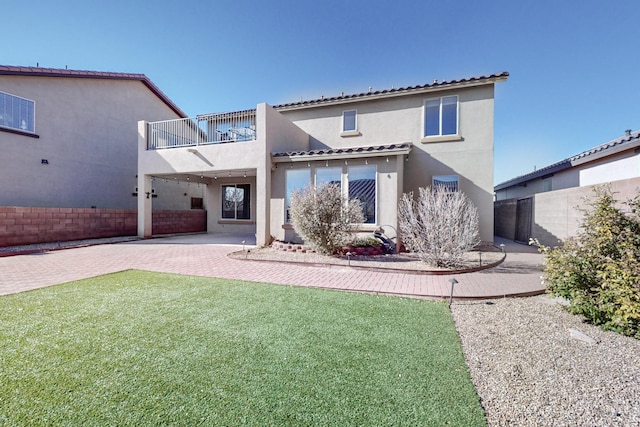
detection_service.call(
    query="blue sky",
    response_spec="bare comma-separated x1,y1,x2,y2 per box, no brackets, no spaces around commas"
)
4,0,639,185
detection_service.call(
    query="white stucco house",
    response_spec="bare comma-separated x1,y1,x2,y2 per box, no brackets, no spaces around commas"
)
138,72,509,247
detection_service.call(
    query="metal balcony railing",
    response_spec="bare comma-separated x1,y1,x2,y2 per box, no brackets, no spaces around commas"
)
147,109,256,150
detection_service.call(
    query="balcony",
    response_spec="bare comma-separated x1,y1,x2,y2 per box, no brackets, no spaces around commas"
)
147,109,256,150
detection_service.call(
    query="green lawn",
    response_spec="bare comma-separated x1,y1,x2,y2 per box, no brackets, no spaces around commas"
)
0,270,485,426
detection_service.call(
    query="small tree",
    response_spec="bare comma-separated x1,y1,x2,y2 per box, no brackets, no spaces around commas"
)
289,182,365,255
398,186,480,267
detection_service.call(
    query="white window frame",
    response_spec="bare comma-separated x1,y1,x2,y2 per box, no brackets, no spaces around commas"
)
0,90,36,134
341,109,359,137
422,95,459,142
432,175,459,192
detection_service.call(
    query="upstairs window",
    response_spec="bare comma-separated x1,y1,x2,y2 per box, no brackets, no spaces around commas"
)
433,175,459,192
424,95,458,137
342,110,357,133
0,91,35,133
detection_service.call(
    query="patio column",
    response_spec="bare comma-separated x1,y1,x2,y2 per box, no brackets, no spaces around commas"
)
255,162,270,247
137,121,152,238
137,174,153,238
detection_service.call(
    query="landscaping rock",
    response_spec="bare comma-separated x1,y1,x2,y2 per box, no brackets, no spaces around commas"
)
569,328,597,344
452,297,640,426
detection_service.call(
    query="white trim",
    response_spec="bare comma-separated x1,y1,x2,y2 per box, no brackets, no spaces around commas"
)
340,130,361,137
421,135,463,143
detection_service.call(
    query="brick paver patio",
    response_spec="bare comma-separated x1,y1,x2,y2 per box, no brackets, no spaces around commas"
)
0,234,545,299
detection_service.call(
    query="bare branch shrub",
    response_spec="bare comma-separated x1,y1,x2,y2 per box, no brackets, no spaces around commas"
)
398,186,480,267
290,183,365,255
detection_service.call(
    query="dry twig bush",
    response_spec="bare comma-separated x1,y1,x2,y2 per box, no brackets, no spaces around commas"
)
289,183,365,255
398,186,480,267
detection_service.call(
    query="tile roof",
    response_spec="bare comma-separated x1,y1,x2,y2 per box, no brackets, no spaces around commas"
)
272,143,412,161
494,129,640,190
0,65,187,118
273,72,509,110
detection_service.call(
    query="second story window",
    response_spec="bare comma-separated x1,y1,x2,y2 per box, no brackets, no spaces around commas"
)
424,95,458,137
0,91,35,133
342,110,357,132
341,110,359,137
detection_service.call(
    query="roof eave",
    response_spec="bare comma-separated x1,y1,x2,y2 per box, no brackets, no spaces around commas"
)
494,162,571,191
272,144,413,163
570,137,640,167
0,65,187,118
274,73,508,112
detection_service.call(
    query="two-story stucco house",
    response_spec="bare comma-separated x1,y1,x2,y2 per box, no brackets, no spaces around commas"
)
137,72,508,247
0,65,204,246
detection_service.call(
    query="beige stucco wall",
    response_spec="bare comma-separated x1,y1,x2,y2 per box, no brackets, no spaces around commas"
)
496,177,640,247
279,85,497,242
495,148,640,202
0,75,183,209
269,154,404,244
137,104,311,245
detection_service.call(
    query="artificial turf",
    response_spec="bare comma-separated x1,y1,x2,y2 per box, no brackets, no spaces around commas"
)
0,270,485,426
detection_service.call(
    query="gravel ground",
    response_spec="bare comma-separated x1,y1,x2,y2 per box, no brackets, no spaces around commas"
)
451,296,640,427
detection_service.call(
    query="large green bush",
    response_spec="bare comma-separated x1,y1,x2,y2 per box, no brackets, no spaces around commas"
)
537,186,640,338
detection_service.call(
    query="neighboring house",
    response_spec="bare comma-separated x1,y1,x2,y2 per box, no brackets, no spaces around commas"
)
0,65,204,246
137,72,508,247
494,129,640,245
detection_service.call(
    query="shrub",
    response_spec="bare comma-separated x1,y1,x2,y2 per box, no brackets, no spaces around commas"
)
398,186,480,267
289,183,365,255
348,236,382,248
536,186,640,338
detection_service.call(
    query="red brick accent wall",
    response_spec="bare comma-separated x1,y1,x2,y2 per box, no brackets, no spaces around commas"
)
0,207,208,247
0,207,137,247
152,210,207,235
